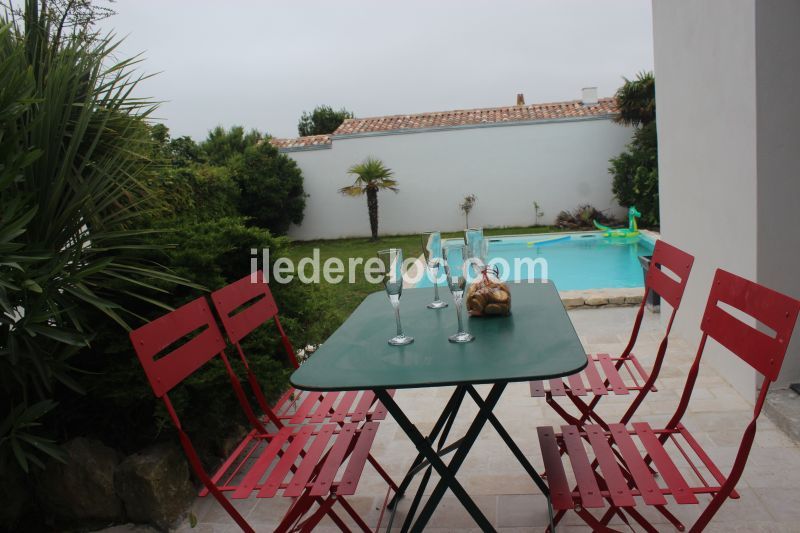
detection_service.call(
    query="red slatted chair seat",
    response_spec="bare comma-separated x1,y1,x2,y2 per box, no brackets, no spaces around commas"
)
129,297,395,532
529,352,650,398
536,268,800,533
204,422,380,500
530,239,695,431
272,386,394,426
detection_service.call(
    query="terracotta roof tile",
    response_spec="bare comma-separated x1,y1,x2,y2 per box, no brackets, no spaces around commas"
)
272,97,618,150
270,134,331,149
333,97,617,135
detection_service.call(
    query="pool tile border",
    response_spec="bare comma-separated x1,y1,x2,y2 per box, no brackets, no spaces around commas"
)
559,287,645,309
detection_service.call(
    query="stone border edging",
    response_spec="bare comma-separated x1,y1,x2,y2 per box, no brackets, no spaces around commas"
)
560,287,644,309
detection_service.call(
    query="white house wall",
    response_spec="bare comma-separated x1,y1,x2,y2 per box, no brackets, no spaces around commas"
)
654,0,800,399
754,0,800,390
284,118,632,241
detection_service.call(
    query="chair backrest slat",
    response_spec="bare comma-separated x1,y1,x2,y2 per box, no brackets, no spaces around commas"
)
702,268,800,382
646,239,694,308
212,270,279,344
130,297,226,397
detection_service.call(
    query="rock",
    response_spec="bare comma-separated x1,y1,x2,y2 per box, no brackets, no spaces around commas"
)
220,424,249,458
37,437,124,523
0,462,32,529
562,297,585,308
607,296,627,306
625,295,643,305
584,296,609,307
114,443,195,531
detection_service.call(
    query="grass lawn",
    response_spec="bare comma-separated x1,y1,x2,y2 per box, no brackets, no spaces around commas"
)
283,225,568,337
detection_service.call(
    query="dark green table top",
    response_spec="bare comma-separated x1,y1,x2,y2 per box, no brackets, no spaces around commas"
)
290,282,587,391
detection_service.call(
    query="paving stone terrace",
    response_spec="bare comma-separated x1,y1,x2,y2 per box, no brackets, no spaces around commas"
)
109,306,800,532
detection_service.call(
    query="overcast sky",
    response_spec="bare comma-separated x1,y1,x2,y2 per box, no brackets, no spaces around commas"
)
99,1,654,140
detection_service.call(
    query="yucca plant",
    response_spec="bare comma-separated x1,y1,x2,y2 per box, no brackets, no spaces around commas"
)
0,1,186,475
339,157,398,241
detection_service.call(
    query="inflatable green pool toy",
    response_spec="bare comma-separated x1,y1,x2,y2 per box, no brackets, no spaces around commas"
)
594,206,641,238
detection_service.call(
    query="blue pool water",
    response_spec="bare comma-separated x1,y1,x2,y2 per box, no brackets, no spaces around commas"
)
417,233,654,291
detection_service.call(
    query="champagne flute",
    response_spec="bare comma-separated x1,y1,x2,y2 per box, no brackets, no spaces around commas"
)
421,231,448,309
442,243,474,343
465,227,488,279
377,249,414,346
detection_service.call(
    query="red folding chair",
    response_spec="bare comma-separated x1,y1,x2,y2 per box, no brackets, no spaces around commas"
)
536,268,800,532
130,297,395,532
530,239,695,430
209,271,397,491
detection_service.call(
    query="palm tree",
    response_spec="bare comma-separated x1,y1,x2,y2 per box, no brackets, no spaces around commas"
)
339,158,398,240
613,71,655,128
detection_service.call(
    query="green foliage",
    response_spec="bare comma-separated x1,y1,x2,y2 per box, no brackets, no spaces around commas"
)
609,72,658,226
339,158,398,240
555,204,616,230
609,122,659,227
0,5,321,529
65,217,330,454
459,194,477,228
297,105,354,136
614,71,655,127
230,141,306,235
201,125,262,166
169,135,204,167
0,3,188,476
533,201,544,226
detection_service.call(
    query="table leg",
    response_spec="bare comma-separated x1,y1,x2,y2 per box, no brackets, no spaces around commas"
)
400,391,468,533
375,388,496,532
389,385,467,508
464,386,549,496
464,386,556,531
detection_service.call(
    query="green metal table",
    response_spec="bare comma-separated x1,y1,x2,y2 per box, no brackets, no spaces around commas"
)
291,281,587,532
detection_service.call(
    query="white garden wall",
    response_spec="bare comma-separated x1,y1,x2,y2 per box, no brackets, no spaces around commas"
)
283,117,632,241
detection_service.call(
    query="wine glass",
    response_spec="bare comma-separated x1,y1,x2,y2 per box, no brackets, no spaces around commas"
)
465,227,488,279
421,231,448,309
377,249,414,346
442,243,474,343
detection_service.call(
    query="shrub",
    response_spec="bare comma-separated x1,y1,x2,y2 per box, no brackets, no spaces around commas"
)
555,204,617,230
609,122,659,226
609,72,659,226
231,141,306,234
63,217,337,458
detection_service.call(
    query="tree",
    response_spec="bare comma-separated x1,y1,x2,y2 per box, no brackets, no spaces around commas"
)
169,135,204,167
202,125,262,166
297,105,354,136
1,0,116,46
339,158,398,241
230,141,306,234
609,71,659,226
614,71,655,127
460,194,477,228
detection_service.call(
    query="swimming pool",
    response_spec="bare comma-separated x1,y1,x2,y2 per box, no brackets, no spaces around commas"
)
417,232,655,291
